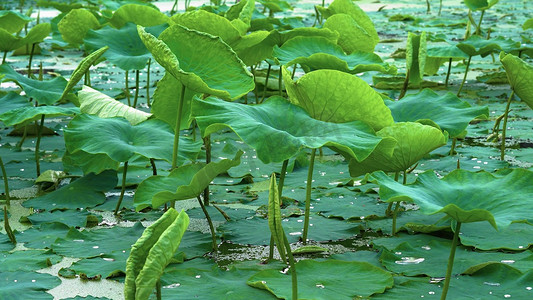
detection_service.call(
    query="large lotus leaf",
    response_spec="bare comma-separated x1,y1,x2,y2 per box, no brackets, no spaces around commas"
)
151,72,196,130
84,23,166,71
0,28,21,51
273,36,395,74
192,96,395,164
406,31,427,85
22,170,118,210
225,0,255,34
109,4,169,28
248,260,393,299
283,68,394,130
0,64,68,105
500,52,533,110
134,151,242,210
0,11,32,33
457,35,520,57
62,149,120,175
0,271,61,299
70,250,129,279
323,14,378,53
58,8,100,45
138,25,254,101
0,105,79,126
464,0,499,11
427,44,469,59
170,10,241,45
16,222,70,249
348,122,447,177
0,249,62,272
370,168,533,229
460,221,533,250
0,92,31,114
20,23,52,46
65,114,201,164
27,209,97,227
385,88,489,138
78,86,151,125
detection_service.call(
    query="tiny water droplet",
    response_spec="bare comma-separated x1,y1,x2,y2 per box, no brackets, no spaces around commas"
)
504,294,511,298
501,260,515,264
31,280,36,282
195,275,201,279
526,287,532,291
421,245,431,250
395,257,425,265
428,291,435,295
483,282,500,286
315,284,325,289
92,246,99,249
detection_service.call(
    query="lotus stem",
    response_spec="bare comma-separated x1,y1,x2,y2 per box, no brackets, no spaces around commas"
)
456,56,472,97
170,0,178,15
399,69,410,99
278,67,283,96
203,135,211,206
278,159,289,200
125,70,131,106
150,158,157,175
114,161,129,215
197,196,218,253
260,63,271,103
445,58,452,87
4,207,16,244
268,235,275,261
16,126,28,149
84,69,91,86
27,43,36,78
302,148,317,245
282,233,298,300
0,157,10,206
291,64,297,79
35,114,45,177
475,10,485,36
449,138,457,156
2,51,7,64
391,201,401,235
156,280,162,300
500,91,514,161
439,0,443,16
171,85,186,170
426,0,430,14
146,58,151,107
250,65,260,104
441,221,462,300
386,172,400,216
133,69,140,108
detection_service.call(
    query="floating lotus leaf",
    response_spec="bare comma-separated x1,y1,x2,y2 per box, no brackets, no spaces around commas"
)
0,249,62,272
65,114,200,164
138,24,254,100
0,64,68,105
0,92,31,114
170,10,241,45
500,52,533,109
0,105,79,126
85,23,166,71
273,36,395,74
385,88,489,138
323,14,378,53
109,4,169,28
192,96,395,164
225,0,255,34
134,151,242,210
348,122,448,177
457,35,519,57
57,8,100,45
406,31,426,85
0,11,32,33
248,260,393,299
16,222,70,249
78,86,151,125
371,168,533,229
27,209,97,227
0,271,61,299
283,68,394,130
70,250,129,279
427,44,469,59
460,222,533,250
464,0,499,11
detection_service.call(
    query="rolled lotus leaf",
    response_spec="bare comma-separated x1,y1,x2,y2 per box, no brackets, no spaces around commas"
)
406,31,427,85
268,174,287,263
499,52,533,110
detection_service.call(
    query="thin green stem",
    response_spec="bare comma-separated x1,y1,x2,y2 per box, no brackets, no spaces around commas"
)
150,158,157,176
282,233,298,300
278,159,289,199
302,148,317,245
4,207,16,244
146,58,151,107
500,91,514,161
260,63,272,103
125,70,131,106
440,221,462,300
156,279,162,300
133,69,140,108
391,201,401,235
475,10,485,36
457,56,472,97
35,114,45,177
268,235,275,261
0,157,10,206
27,43,36,78
399,69,410,99
113,161,128,215
445,58,452,87
449,138,457,156
278,67,283,96
16,126,28,149
197,196,218,253
250,65,260,104
171,85,186,170
203,135,211,206
2,51,7,64
439,0,443,16
426,0,430,14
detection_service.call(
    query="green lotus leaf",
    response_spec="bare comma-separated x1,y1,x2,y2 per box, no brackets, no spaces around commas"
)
0,105,79,126
460,221,533,250
0,271,61,299
151,72,196,130
57,8,100,45
85,23,166,71
138,24,254,100
192,96,395,164
70,250,129,279
16,222,70,249
500,52,533,109
0,92,31,114
427,44,469,59
23,170,118,210
20,22,51,46
134,151,242,210
170,10,241,45
109,4,169,28
0,10,32,33
348,122,448,177
385,88,489,138
464,0,499,11
59,46,108,103
0,28,21,51
370,168,533,229
406,31,427,85
0,249,62,272
273,36,395,74
225,0,255,34
323,13,378,53
457,35,520,57
524,18,533,30
248,260,393,299
0,64,68,105
62,149,120,175
65,114,200,164
283,68,394,130
27,209,97,227
78,86,151,125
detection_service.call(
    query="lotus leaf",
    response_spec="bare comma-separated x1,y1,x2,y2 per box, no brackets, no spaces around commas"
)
170,10,241,45
71,250,129,279
16,222,70,249
0,249,62,272
110,4,169,28
457,35,519,57
78,86,151,125
406,32,427,85
499,52,533,109
0,28,21,52
0,106,79,126
524,18,533,30
225,0,255,34
323,14,378,53
134,151,242,210
0,23,52,52
192,96,395,164
273,36,395,74
0,92,31,114
62,150,120,175
0,271,61,299
385,88,489,138
460,222,533,250
138,25,254,100
0,64,68,105
57,8,99,45
371,168,533,229
283,69,394,130
23,170,118,210
151,72,196,130
0,11,32,33
27,209,97,227
348,122,447,177
427,44,469,59
248,260,393,299
464,0,499,11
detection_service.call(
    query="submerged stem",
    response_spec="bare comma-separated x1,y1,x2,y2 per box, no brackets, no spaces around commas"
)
302,148,317,245
114,161,129,215
457,56,472,97
441,221,462,300
500,91,514,161
0,157,10,206
171,85,186,170
197,196,218,253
